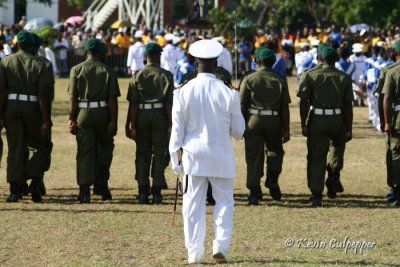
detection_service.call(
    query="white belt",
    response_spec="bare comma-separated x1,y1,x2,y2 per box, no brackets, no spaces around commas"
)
8,94,38,102
139,103,164,109
78,101,108,108
314,108,342,115
249,108,279,116
394,105,400,112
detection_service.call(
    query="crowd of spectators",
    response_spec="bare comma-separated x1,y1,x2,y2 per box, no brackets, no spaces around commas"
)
2,17,400,79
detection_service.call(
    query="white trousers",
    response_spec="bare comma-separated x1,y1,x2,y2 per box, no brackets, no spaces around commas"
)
182,175,235,259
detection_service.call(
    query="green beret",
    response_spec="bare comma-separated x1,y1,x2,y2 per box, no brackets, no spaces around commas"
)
31,33,43,49
84,39,107,54
321,46,339,61
317,43,328,54
17,30,34,45
394,41,400,52
254,47,264,59
257,47,276,63
144,42,163,54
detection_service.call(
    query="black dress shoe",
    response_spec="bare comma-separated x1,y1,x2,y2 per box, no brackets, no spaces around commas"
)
21,182,29,196
309,192,322,207
138,193,149,204
386,189,395,203
101,189,112,201
269,185,282,201
79,185,90,204
325,179,337,199
152,193,163,205
6,194,20,203
7,183,21,203
30,185,42,203
248,188,259,205
93,184,102,196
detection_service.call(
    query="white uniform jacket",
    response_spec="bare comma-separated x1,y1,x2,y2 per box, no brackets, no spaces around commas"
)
161,44,179,76
169,73,245,179
218,48,233,75
127,41,145,72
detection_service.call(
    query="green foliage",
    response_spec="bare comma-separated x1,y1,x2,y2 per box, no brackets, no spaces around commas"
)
207,6,256,39
172,0,190,20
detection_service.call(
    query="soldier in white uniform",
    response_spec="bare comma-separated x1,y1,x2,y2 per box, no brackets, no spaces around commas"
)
169,40,245,264
126,30,145,75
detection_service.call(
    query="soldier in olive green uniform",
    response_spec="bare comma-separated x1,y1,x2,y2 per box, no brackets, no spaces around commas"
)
68,39,120,204
127,43,173,204
179,65,232,205
376,42,400,202
298,46,353,207
301,44,346,199
0,30,52,202
382,51,400,207
24,33,55,196
240,48,291,205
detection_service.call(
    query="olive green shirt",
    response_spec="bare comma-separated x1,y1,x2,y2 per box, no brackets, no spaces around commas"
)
297,65,353,108
0,50,51,95
376,61,400,94
128,63,173,104
68,58,120,101
181,66,232,86
239,67,291,110
382,64,400,129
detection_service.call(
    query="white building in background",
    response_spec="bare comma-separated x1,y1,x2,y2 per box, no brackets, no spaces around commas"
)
0,0,59,25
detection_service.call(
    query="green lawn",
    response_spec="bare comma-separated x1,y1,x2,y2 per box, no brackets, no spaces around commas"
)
0,77,397,266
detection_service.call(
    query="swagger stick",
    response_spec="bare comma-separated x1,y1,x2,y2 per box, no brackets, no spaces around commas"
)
172,149,183,227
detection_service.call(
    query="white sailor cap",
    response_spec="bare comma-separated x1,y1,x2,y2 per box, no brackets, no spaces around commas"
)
299,42,310,48
165,33,174,41
134,30,143,38
212,36,226,45
352,43,364,53
172,36,181,45
311,39,320,46
189,39,223,59
377,41,386,47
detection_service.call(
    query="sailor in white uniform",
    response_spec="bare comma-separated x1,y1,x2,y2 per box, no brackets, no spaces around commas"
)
169,39,245,265
213,36,233,75
126,30,145,75
161,33,179,78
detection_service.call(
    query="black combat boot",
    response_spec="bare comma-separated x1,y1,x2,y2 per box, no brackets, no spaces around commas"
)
79,185,91,204
138,186,150,204
21,182,29,197
29,178,43,203
151,186,163,205
332,171,344,193
309,191,322,207
248,188,260,205
206,183,216,205
6,183,20,203
267,170,282,201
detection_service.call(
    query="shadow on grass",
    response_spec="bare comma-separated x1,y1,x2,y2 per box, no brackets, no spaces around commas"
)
233,193,393,209
227,258,395,266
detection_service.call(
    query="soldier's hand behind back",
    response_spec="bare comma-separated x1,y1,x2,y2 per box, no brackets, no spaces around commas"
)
282,131,290,143
107,121,117,136
130,127,137,140
41,122,50,137
344,131,352,142
301,126,309,137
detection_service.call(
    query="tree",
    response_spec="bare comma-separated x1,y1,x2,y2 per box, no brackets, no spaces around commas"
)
172,0,190,20
0,0,52,7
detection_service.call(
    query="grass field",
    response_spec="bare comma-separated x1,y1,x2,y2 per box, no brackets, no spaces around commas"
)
0,77,398,267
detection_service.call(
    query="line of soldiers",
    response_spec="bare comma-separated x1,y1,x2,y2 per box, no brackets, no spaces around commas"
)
1,32,399,207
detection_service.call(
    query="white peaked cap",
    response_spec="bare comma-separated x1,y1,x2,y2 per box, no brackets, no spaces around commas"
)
352,43,364,53
299,42,310,48
311,39,320,46
165,33,174,41
134,30,143,38
189,39,223,59
173,36,181,45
